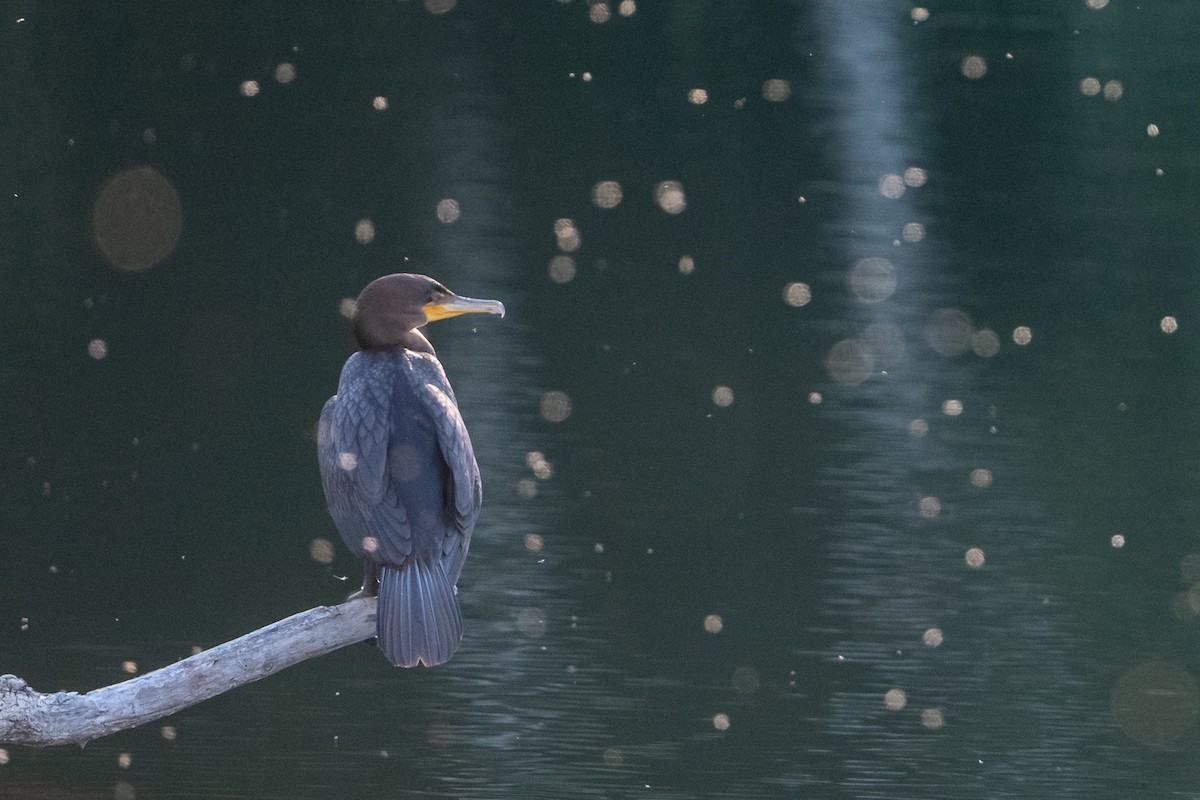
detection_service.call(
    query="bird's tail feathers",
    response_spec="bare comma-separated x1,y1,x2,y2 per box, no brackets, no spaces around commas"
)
377,560,463,667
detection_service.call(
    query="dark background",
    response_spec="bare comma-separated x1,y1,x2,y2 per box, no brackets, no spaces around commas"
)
3,1,1200,797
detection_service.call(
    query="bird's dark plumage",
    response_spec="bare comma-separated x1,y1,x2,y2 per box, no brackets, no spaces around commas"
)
317,274,503,667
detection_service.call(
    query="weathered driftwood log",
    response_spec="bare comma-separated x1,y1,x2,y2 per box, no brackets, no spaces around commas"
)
0,597,376,747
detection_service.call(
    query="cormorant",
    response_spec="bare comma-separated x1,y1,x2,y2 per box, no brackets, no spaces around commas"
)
318,273,504,667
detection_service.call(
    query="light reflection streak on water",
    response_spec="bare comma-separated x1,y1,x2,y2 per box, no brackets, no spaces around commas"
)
798,2,1126,796
389,66,644,799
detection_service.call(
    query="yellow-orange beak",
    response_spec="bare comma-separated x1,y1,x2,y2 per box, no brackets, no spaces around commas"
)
422,294,506,323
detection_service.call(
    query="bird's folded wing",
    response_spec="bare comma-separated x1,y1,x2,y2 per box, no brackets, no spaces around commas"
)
318,356,412,562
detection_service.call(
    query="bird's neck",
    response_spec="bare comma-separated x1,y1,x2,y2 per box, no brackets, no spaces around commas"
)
356,327,435,355
398,328,436,355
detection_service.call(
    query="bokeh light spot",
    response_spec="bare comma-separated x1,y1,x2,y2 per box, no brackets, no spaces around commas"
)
961,55,987,79
688,88,709,105
118,752,132,769
372,96,389,111
783,282,811,307
1178,588,1200,620
540,391,573,423
122,660,138,675
1111,534,1126,548
678,255,696,275
903,167,928,187
554,218,581,252
923,627,944,647
160,726,177,741
1161,316,1178,334
712,713,730,731
618,0,636,16
527,451,554,480
592,180,623,209
826,339,875,387
355,219,375,244
884,689,907,711
969,468,993,488
849,257,897,304
911,7,930,22
92,167,182,272
942,399,963,416
908,419,928,437
239,80,260,97
524,533,544,552
711,385,735,408
902,222,925,242
1147,123,1160,137
88,339,109,360
878,173,906,199
655,181,687,214
1103,80,1124,101
965,547,985,568
971,329,1001,357
732,666,761,694
1013,326,1033,345
1080,77,1101,96
274,63,296,84
516,607,547,637
1112,661,1200,747
309,538,334,564
918,496,941,518
761,79,791,102
424,0,457,13
339,298,358,319
808,392,823,405
704,614,724,634
549,255,577,284
925,309,974,357
921,708,945,729
436,198,461,224
589,2,611,23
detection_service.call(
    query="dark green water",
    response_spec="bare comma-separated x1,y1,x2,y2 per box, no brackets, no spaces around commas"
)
4,1,1200,797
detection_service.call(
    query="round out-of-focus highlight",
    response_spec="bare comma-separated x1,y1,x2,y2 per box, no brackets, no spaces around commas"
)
540,391,573,423
654,181,687,214
1112,661,1200,747
925,309,974,357
92,167,182,272
549,255,577,284
826,339,875,387
783,282,811,307
592,180,623,209
849,257,897,304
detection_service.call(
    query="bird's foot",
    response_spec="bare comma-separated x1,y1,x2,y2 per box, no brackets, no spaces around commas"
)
346,562,380,601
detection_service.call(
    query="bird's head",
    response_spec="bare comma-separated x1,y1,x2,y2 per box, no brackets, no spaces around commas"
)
352,273,505,351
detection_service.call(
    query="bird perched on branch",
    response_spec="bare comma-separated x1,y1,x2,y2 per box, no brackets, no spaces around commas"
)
318,274,504,666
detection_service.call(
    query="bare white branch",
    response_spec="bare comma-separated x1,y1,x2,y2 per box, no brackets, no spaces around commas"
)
0,598,376,747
